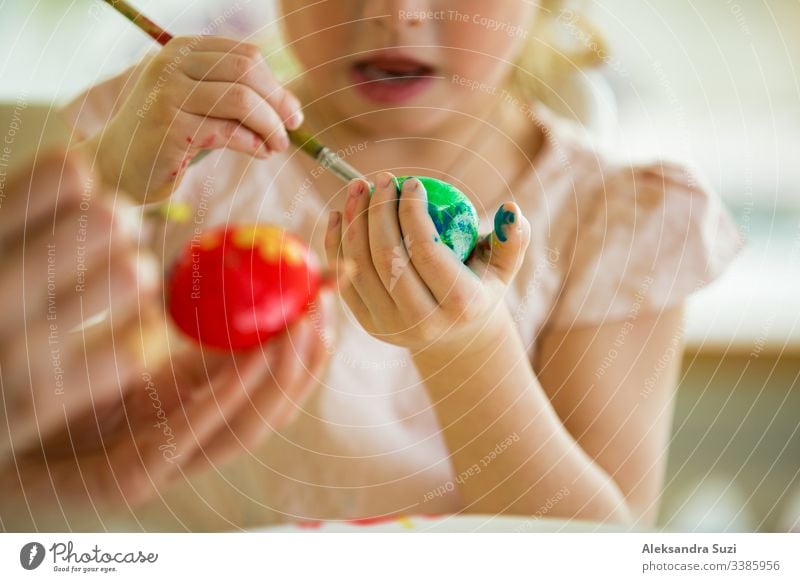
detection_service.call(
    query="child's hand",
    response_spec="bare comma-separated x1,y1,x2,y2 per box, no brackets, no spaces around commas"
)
324,173,531,353
83,36,303,201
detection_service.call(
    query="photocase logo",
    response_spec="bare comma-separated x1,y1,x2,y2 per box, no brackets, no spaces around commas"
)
389,234,413,292
19,542,46,570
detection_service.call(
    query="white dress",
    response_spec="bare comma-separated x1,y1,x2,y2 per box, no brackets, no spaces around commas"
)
53,62,744,531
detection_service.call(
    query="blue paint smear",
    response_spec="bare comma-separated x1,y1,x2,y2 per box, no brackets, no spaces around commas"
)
395,176,480,261
493,204,515,242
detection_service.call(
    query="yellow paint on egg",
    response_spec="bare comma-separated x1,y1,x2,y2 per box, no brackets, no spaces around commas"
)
199,231,223,250
232,225,307,265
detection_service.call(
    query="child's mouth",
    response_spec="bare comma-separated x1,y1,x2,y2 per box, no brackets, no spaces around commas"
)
349,57,437,104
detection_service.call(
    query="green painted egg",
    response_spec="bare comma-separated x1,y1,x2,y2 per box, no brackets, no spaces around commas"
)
395,176,479,262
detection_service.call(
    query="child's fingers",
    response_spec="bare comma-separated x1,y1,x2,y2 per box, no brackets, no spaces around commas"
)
188,114,270,159
368,172,437,318
180,81,289,153
469,202,531,285
396,178,478,306
324,209,374,325
172,36,302,129
182,52,303,130
318,260,355,291
340,178,396,315
171,36,266,60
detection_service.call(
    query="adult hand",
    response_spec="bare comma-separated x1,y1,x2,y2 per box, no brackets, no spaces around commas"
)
0,149,334,522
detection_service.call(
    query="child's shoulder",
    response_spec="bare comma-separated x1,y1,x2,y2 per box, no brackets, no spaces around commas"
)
530,102,709,210
528,103,745,330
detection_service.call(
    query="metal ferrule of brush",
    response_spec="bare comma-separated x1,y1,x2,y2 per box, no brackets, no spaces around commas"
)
317,148,366,184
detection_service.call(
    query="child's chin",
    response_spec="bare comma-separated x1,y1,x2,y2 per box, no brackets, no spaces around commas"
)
348,109,451,137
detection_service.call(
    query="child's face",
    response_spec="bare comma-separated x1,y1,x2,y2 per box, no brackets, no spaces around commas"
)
279,1,537,135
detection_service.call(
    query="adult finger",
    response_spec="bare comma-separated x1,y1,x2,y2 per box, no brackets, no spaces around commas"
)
181,315,324,474
0,148,93,244
107,349,270,506
0,304,159,461
0,198,142,341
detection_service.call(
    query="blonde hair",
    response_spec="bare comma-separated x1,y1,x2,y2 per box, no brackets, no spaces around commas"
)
261,0,608,122
511,0,610,121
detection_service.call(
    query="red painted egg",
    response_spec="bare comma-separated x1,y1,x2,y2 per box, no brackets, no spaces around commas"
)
166,224,321,350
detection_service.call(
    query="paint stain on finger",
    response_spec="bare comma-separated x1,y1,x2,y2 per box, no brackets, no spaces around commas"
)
493,204,516,243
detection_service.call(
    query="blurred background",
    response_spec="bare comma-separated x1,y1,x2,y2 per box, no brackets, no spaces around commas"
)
1,0,798,532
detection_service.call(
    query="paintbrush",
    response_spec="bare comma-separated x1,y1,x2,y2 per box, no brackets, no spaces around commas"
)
100,0,365,185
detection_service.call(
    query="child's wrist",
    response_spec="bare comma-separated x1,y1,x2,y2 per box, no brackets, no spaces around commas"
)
72,132,121,194
412,309,513,371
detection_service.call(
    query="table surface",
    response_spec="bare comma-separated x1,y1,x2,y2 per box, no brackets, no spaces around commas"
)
255,514,635,533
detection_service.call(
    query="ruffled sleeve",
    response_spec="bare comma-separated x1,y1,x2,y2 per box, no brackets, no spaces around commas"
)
547,160,745,329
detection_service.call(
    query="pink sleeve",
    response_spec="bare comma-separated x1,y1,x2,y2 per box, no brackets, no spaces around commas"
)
547,160,745,330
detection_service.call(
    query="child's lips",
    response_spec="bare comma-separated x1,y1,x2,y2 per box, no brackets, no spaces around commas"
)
349,57,437,104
